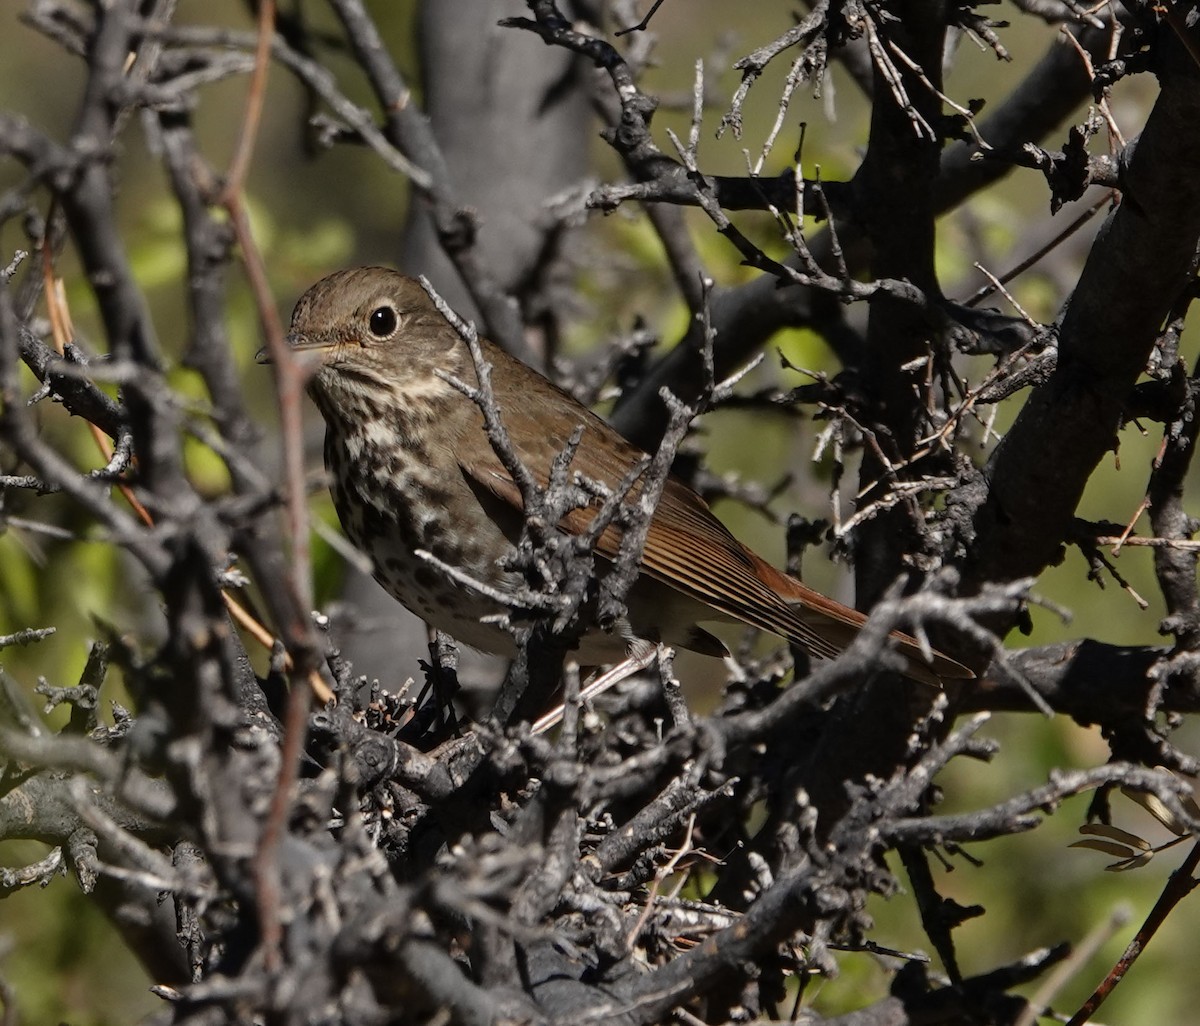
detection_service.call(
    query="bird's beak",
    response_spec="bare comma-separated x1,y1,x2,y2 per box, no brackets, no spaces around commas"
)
255,334,334,365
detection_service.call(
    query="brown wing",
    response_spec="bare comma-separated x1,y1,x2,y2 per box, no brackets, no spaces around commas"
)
458,341,972,684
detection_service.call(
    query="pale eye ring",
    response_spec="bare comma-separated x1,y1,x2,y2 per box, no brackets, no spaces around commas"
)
368,304,398,339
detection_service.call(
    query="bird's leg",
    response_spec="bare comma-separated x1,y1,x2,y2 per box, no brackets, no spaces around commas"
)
530,642,661,735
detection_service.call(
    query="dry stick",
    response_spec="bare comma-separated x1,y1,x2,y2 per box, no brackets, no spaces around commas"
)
1094,535,1200,551
1065,840,1200,1026
614,0,668,36
917,191,1115,482
41,262,298,674
972,263,1037,327
961,191,1110,308
1059,26,1126,148
212,0,318,976
37,175,323,706
225,136,319,658
861,13,935,140
39,245,154,527
217,0,273,206
750,48,816,175
886,36,991,150
623,812,698,950
1013,903,1132,1026
1111,488,1154,556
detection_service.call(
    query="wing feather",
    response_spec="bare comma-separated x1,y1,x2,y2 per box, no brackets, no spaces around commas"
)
455,342,972,683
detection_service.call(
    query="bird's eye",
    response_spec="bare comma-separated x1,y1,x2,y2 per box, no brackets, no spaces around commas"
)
368,304,398,339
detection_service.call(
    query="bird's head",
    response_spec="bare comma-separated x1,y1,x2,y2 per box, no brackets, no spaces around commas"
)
261,267,464,412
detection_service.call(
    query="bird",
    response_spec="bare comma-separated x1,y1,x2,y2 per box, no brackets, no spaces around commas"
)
276,266,972,704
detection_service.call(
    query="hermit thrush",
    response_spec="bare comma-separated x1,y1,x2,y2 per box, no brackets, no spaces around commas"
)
279,267,971,689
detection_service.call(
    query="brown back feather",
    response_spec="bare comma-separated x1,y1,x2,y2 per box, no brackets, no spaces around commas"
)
456,337,972,684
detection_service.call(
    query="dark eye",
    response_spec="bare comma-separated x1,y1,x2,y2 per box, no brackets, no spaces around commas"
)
368,304,398,338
